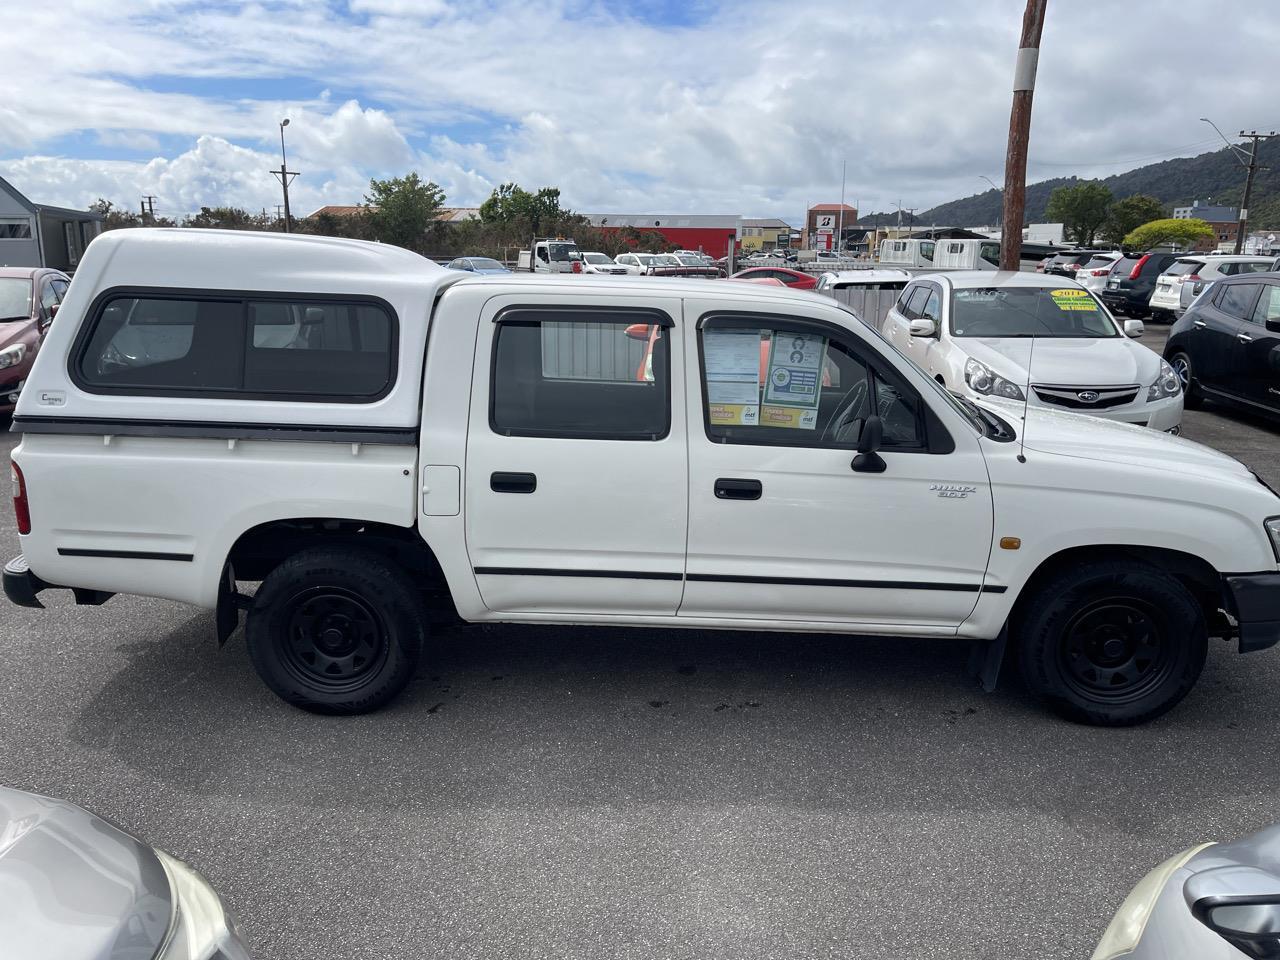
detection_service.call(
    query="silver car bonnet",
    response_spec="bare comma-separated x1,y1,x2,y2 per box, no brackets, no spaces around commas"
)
0,785,172,960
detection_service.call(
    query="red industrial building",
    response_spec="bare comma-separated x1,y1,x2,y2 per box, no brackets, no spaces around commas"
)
585,214,742,258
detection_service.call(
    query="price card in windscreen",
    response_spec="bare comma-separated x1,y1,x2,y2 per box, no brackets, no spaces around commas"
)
703,328,762,425
762,332,826,430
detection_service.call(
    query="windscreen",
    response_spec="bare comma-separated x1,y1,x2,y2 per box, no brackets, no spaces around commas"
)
0,278,33,320
951,286,1119,338
547,243,580,262
472,258,505,270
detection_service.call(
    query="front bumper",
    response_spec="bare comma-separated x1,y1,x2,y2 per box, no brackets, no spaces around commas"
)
1223,572,1280,653
3,554,112,609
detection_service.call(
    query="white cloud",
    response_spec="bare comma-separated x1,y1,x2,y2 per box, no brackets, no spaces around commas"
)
1,0,1278,222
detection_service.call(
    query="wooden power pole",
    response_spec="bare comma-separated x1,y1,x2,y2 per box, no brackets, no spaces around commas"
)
1234,130,1276,254
1000,0,1048,271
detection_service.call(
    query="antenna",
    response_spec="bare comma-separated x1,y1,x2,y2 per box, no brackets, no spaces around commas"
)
1017,335,1036,463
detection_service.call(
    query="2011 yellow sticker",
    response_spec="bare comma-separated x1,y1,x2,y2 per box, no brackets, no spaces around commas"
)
1049,288,1099,311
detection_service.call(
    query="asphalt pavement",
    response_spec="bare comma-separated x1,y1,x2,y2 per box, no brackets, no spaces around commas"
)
3,339,1280,960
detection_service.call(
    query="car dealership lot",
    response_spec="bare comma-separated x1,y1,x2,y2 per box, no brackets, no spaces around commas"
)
3,338,1280,960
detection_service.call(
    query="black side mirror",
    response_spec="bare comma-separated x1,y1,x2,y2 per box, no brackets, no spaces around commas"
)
851,415,886,474
1267,318,1280,333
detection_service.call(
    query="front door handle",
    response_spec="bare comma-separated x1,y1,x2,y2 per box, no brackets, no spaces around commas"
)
1239,332,1255,343
1193,320,1207,328
715,478,762,500
491,471,537,494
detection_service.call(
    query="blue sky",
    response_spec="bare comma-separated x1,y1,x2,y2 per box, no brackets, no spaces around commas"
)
2,1,1278,223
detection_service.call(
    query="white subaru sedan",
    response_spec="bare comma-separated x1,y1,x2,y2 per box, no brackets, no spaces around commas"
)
881,271,1184,433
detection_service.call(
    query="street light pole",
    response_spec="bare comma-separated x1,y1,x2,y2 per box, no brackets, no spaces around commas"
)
837,159,847,255
270,118,299,233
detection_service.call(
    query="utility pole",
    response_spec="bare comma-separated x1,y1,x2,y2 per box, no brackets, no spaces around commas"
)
1000,0,1048,271
141,195,157,224
270,118,298,233
1234,130,1276,254
837,159,847,253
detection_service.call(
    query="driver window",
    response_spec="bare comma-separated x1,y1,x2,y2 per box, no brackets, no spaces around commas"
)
920,288,941,323
698,317,925,450
537,248,549,262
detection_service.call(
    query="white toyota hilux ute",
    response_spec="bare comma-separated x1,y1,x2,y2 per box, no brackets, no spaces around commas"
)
6,230,1280,725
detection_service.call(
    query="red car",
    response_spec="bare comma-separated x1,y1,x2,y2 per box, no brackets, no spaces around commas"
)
0,267,69,414
730,266,819,289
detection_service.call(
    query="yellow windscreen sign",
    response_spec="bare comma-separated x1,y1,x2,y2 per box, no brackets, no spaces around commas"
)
1049,288,1099,311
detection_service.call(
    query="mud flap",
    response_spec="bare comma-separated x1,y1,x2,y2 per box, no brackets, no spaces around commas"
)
966,625,1008,693
215,564,243,646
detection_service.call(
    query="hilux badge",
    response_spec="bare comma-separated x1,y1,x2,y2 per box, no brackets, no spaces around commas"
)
930,483,977,499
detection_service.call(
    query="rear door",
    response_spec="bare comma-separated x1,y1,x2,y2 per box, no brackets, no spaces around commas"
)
1238,281,1280,410
464,293,688,615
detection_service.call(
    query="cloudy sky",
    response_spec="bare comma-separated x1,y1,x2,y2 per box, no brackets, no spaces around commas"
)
2,0,1278,224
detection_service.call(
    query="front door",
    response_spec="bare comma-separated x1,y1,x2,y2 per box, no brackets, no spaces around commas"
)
1203,281,1262,398
678,300,994,633
1238,280,1280,411
465,294,688,616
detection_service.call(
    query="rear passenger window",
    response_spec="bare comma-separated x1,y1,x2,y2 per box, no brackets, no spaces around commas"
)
75,292,396,401
491,309,670,439
1218,283,1262,320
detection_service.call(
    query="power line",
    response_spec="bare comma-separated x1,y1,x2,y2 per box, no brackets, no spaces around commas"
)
1031,135,1225,168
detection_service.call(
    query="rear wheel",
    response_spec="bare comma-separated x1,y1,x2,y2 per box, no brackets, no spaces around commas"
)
1016,560,1206,726
246,547,425,714
1170,351,1202,409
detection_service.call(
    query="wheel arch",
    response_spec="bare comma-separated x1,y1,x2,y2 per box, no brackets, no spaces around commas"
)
1010,544,1223,632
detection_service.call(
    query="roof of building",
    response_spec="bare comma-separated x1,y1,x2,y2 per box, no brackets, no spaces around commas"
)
808,203,858,213
585,214,741,229
0,174,103,220
742,218,793,228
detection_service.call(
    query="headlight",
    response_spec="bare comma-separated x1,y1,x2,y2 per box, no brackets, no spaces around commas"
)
1265,518,1280,562
964,357,1025,400
155,850,253,960
1147,359,1182,402
1091,843,1214,960
0,343,26,369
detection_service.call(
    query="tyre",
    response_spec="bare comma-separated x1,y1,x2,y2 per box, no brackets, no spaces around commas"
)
1016,560,1206,726
1169,351,1202,410
246,547,426,714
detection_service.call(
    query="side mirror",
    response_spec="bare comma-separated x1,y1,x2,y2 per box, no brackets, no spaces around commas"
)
1267,318,1280,333
851,415,886,474
909,317,937,337
624,323,651,341
1198,900,1280,955
1124,318,1144,338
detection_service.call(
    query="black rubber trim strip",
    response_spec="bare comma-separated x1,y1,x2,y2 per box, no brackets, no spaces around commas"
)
58,548,193,562
473,566,1005,593
686,573,1004,593
12,416,418,445
474,566,683,581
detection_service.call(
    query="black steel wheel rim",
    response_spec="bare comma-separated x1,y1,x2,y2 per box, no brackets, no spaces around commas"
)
280,586,389,692
1058,597,1174,704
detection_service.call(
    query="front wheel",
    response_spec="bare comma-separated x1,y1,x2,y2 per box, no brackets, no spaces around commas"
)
1016,561,1206,726
1170,351,1202,409
246,547,426,714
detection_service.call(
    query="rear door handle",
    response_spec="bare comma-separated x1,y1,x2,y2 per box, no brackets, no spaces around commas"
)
1193,320,1207,328
715,478,762,500
491,471,537,494
1239,333,1255,343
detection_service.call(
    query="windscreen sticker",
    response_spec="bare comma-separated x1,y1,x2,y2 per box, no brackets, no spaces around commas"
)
759,405,819,430
1049,288,1101,312
704,328,762,426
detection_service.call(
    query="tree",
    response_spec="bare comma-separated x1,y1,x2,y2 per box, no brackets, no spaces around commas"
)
1123,217,1215,251
479,182,580,238
363,172,446,252
1101,194,1164,246
183,206,277,231
1045,181,1114,246
89,199,143,230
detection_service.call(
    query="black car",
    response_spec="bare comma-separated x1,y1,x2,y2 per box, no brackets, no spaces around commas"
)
1101,250,1182,318
1164,271,1280,418
1044,249,1108,277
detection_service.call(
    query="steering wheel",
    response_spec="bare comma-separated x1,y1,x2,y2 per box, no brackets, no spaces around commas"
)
821,379,870,444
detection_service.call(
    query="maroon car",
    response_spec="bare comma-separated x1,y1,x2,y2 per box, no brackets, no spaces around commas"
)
0,267,69,414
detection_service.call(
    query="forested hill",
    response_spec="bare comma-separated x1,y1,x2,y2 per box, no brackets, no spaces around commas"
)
863,139,1280,229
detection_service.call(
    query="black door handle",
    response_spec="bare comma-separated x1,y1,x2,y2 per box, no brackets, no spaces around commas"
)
491,471,537,494
715,478,762,500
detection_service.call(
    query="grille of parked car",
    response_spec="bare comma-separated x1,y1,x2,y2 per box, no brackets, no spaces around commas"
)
1032,385,1139,409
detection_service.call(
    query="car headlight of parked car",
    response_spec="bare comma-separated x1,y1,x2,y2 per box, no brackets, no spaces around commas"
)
1264,517,1280,562
1147,359,1182,402
155,850,252,960
1092,843,1215,960
0,343,26,369
964,357,1025,400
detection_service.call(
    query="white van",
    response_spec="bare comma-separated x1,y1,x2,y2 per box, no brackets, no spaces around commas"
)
6,229,1280,726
